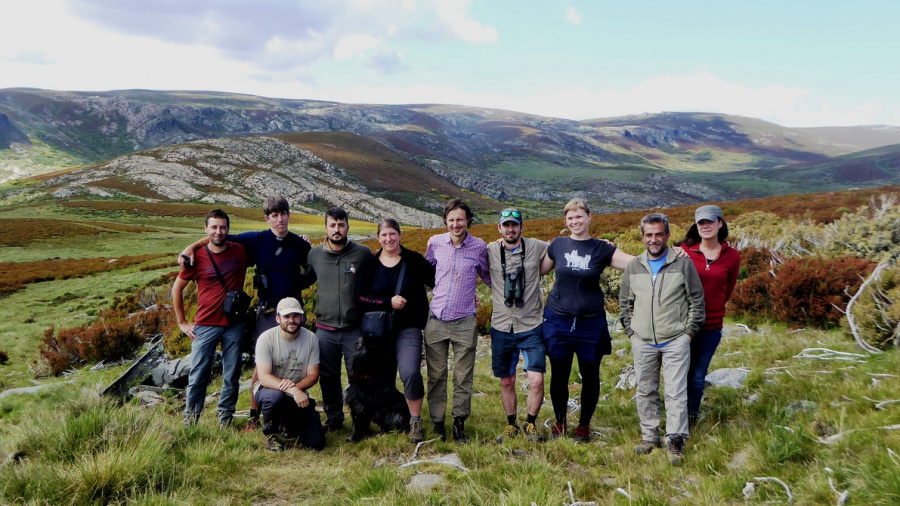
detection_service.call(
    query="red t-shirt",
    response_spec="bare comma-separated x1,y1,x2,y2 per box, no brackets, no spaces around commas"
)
178,243,250,326
686,242,741,330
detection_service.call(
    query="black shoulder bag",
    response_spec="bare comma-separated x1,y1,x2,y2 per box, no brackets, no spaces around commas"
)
206,246,250,322
360,261,406,339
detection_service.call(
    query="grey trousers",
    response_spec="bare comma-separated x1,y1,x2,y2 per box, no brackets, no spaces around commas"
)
424,314,478,423
631,334,691,443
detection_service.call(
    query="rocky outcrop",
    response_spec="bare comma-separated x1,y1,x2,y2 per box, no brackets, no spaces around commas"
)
42,136,445,228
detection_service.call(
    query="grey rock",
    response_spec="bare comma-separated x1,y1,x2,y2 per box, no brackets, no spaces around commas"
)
784,400,817,417
705,368,749,389
150,352,221,388
407,473,445,492
745,393,760,404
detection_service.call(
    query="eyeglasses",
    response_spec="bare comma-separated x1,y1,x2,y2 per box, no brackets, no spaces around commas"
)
501,210,521,218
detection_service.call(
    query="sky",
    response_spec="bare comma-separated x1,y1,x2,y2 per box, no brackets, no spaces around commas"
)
1,0,898,128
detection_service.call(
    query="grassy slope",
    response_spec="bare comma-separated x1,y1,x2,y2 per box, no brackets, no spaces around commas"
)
1,189,899,503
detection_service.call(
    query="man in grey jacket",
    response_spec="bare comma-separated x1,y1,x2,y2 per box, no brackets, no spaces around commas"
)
619,212,705,465
304,207,373,431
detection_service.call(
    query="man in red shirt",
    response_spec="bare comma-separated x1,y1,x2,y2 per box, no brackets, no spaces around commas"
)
172,209,252,427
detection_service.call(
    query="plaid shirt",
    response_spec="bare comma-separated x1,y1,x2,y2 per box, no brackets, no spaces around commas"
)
426,232,492,321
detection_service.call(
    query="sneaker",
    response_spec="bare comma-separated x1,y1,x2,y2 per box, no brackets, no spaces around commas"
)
409,419,424,444
573,425,591,443
495,424,520,443
452,418,470,444
633,440,662,455
667,435,685,465
549,422,567,440
523,422,543,443
243,417,260,433
265,435,284,452
322,418,343,433
433,421,447,441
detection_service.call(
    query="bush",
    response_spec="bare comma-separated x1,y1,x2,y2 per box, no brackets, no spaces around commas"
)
844,264,900,350
39,306,178,376
0,350,8,365
823,195,900,263
476,299,493,335
730,255,875,328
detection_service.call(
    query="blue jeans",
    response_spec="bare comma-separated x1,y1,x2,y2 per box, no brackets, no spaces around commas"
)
185,323,245,423
687,328,723,419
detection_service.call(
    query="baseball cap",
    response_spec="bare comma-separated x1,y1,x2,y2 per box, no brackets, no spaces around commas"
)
498,208,523,225
695,205,723,224
276,297,304,316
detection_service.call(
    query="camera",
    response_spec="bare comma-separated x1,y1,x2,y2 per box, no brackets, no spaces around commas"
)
503,267,524,307
254,272,270,291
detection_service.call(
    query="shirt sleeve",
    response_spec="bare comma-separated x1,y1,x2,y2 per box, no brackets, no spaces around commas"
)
255,335,272,365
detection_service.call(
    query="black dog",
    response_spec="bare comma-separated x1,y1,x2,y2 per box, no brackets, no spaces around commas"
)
344,336,410,442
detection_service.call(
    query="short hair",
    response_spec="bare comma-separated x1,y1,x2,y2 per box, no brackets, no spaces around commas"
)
563,197,591,216
206,208,230,228
443,199,473,226
263,195,290,216
376,218,401,236
640,212,670,235
325,207,348,224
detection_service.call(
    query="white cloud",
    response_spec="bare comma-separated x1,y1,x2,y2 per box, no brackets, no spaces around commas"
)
565,7,582,26
432,0,499,43
334,34,382,60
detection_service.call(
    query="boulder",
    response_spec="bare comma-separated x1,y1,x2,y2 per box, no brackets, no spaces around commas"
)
705,368,749,389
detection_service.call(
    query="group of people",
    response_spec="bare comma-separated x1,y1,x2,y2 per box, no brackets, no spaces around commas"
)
171,195,740,463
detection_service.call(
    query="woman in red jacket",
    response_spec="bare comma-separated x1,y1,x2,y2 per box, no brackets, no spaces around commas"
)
675,205,741,426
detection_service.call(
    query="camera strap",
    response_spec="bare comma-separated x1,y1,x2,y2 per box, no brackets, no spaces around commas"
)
499,239,526,288
205,245,232,292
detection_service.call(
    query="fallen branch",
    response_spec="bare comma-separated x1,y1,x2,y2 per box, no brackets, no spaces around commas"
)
735,323,752,334
817,423,900,445
841,262,888,355
862,397,900,410
888,448,900,466
794,348,868,363
412,438,438,459
400,454,469,472
752,477,793,503
828,477,849,506
614,488,632,500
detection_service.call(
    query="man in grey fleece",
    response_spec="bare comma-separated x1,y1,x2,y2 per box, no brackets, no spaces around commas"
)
303,207,373,431
619,212,704,465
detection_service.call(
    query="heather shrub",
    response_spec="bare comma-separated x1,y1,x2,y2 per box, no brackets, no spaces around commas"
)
730,211,824,258
0,350,9,365
843,264,900,350
40,303,178,376
737,246,779,280
476,299,493,335
730,255,874,328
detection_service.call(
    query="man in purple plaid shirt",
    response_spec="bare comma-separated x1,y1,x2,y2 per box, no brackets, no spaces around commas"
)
424,199,492,443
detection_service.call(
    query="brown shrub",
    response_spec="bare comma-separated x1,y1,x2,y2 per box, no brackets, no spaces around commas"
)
0,254,169,296
730,255,875,328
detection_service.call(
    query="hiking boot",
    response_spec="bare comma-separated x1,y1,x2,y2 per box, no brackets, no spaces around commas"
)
667,435,685,465
243,416,260,433
549,422,567,440
183,413,200,426
409,419,424,444
452,417,470,444
433,421,447,441
218,416,234,430
633,440,662,455
495,424,520,443
523,422,543,443
265,435,284,452
322,418,343,433
573,425,591,443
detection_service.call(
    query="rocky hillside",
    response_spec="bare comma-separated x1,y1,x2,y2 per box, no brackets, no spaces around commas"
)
2,88,900,212
21,136,445,228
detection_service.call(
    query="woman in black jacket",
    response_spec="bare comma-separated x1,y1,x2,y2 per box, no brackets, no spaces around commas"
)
357,218,435,443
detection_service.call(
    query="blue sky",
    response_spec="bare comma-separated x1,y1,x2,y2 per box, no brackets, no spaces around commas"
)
1,0,897,127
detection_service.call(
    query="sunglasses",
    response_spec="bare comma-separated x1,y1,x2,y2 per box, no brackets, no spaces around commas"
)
501,210,522,219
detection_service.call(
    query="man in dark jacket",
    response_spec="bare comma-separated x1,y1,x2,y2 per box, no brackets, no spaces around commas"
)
304,207,373,431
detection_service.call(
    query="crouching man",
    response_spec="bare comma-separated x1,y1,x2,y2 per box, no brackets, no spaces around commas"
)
254,297,326,451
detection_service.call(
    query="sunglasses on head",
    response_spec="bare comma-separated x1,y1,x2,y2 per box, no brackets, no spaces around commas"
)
501,210,521,218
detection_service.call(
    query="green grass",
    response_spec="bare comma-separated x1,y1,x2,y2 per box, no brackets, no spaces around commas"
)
2,321,898,503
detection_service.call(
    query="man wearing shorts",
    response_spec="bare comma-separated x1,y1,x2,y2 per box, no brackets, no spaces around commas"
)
487,208,551,443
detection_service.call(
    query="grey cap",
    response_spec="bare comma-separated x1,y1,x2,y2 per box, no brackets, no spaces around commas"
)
498,208,523,225
695,205,722,224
